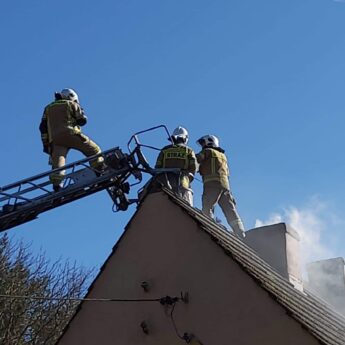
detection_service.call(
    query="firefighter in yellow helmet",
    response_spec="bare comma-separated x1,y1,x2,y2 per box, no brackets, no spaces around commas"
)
155,126,197,205
39,88,104,191
196,135,245,239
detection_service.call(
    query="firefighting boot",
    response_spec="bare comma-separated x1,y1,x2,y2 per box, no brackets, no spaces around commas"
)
229,219,246,240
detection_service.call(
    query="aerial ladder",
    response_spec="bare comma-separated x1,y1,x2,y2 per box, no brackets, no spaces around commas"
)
0,125,174,232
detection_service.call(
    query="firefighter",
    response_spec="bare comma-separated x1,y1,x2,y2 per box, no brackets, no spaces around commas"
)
39,88,104,191
155,126,197,205
196,135,245,239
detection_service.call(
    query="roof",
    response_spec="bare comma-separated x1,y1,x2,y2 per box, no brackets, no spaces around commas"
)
58,186,345,345
161,188,345,345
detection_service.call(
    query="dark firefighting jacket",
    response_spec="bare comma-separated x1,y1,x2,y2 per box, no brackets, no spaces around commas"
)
155,143,197,188
39,100,87,152
196,147,230,189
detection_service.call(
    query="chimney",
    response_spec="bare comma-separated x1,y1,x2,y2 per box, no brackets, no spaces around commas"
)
244,223,303,290
306,257,345,316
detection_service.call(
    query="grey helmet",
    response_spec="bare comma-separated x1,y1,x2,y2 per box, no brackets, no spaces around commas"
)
171,126,189,144
60,88,79,103
197,135,220,148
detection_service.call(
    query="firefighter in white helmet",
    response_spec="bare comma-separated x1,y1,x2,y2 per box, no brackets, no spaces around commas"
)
155,126,197,205
39,88,104,191
196,134,245,239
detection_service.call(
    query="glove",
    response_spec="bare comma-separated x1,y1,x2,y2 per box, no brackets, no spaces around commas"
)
76,114,87,126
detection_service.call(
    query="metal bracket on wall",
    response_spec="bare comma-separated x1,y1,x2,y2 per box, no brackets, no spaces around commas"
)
140,321,149,334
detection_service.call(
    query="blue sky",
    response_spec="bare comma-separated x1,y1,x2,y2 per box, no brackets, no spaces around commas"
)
1,0,345,272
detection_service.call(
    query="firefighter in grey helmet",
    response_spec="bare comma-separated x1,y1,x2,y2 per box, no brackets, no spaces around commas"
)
39,88,104,191
155,126,197,205
196,134,245,239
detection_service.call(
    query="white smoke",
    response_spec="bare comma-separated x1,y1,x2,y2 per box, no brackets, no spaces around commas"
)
255,196,337,270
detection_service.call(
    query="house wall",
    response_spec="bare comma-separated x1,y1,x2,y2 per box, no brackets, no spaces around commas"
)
58,192,320,345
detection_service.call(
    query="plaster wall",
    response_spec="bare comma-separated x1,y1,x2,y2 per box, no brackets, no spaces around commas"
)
245,223,302,290
307,257,345,316
58,193,319,345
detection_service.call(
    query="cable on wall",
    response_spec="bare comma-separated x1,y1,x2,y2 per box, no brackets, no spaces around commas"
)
0,294,181,304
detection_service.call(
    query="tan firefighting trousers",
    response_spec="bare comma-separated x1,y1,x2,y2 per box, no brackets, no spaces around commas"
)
155,172,193,206
202,181,245,238
49,132,104,186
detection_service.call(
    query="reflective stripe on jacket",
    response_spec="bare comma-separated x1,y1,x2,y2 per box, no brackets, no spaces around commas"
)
155,144,197,188
196,147,229,189
40,100,87,143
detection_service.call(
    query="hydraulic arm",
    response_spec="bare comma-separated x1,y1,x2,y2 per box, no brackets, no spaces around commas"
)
0,125,171,232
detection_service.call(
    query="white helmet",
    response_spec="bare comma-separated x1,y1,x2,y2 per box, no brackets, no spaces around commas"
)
60,88,79,103
171,126,189,144
197,135,220,148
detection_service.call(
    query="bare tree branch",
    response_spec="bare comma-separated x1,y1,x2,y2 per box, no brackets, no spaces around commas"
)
0,234,93,345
